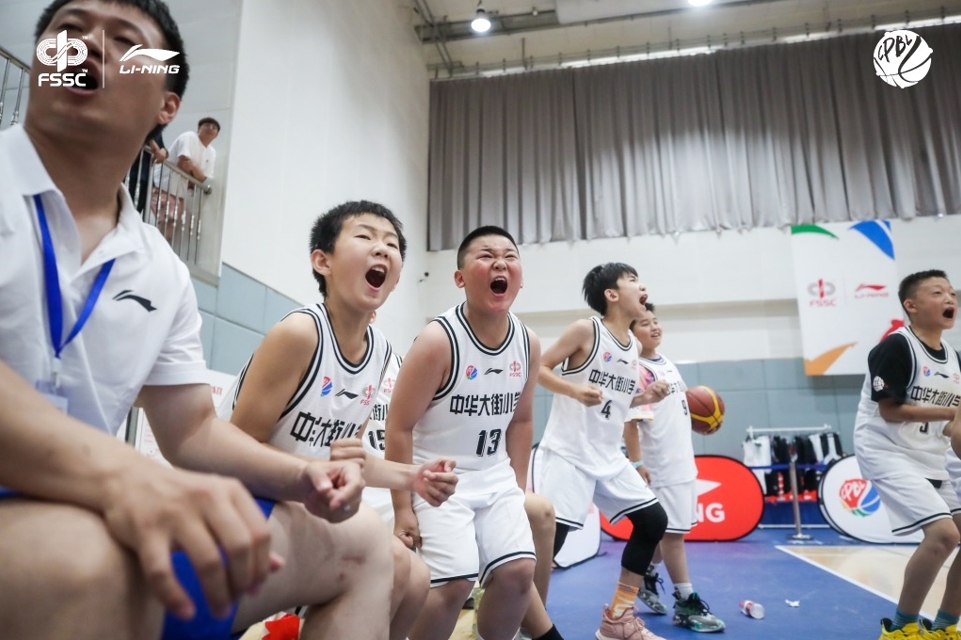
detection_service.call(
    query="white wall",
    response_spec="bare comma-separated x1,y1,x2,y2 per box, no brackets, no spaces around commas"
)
421,216,961,361
222,0,430,349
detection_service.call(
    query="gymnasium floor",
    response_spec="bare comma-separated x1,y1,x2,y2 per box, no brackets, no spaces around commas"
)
243,526,948,640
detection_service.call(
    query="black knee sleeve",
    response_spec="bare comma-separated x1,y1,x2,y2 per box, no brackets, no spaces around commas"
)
553,522,571,558
621,503,668,575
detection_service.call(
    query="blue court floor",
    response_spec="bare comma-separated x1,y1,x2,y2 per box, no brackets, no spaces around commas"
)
545,528,898,640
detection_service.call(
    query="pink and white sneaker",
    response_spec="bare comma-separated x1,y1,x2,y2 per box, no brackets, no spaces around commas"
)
596,606,668,640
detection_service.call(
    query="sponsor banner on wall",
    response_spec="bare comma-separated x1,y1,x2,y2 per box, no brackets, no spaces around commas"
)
818,456,923,544
600,456,764,542
134,369,236,465
790,221,903,375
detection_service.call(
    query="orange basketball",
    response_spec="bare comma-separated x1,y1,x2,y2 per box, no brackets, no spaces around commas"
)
686,386,724,435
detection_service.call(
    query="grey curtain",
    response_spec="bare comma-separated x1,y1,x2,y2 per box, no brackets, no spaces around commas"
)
427,24,961,250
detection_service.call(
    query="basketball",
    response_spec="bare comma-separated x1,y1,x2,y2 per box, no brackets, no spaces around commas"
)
686,386,724,435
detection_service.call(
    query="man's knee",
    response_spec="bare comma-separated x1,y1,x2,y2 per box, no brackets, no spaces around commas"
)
924,518,961,554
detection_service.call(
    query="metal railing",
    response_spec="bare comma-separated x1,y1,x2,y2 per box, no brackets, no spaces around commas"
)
1,44,221,284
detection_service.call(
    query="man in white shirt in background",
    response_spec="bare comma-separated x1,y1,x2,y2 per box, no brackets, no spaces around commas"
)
152,116,219,243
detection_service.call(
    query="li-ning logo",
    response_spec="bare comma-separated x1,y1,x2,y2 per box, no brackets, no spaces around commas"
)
113,290,155,312
484,368,503,375
119,44,181,75
336,389,358,400
855,284,890,299
36,30,88,87
874,30,932,89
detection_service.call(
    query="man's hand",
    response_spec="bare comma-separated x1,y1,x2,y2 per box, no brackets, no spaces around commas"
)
393,507,422,550
573,384,603,407
100,465,278,622
149,140,168,164
298,459,364,523
411,458,458,507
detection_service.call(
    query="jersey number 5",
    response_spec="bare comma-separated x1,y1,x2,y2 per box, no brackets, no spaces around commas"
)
476,428,503,457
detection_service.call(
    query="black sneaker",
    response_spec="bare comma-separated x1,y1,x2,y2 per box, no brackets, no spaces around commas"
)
638,570,667,615
672,591,725,633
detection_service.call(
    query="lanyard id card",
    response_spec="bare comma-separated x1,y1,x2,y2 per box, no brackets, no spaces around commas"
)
33,194,115,414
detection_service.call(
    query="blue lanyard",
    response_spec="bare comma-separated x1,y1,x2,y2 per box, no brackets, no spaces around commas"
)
34,195,115,378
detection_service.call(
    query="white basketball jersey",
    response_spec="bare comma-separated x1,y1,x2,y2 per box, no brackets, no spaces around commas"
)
539,317,640,478
635,354,697,487
223,303,392,460
412,303,531,473
363,351,403,459
854,327,961,480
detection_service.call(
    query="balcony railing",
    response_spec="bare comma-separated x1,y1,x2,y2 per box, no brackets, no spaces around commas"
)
1,44,221,285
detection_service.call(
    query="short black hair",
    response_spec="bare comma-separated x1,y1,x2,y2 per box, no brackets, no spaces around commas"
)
582,262,638,315
899,269,950,308
35,0,190,100
198,116,220,131
309,200,407,297
645,302,656,313
456,225,519,269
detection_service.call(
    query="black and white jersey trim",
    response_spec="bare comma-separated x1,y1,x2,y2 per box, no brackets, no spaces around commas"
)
279,307,325,418
317,303,375,373
562,317,600,375
433,316,460,402
479,550,537,586
609,497,660,523
600,318,634,352
892,511,951,534
454,302,516,356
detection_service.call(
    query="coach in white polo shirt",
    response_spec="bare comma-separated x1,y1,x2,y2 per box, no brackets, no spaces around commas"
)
0,2,392,640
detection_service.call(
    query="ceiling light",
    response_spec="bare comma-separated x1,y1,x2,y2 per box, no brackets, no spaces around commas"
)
688,0,713,5
472,4,492,33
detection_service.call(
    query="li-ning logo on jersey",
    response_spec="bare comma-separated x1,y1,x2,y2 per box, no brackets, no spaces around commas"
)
509,360,522,378
336,389,359,399
872,376,886,392
935,372,949,379
484,368,503,375
113,290,156,312
923,366,932,377
602,352,612,362
465,365,478,380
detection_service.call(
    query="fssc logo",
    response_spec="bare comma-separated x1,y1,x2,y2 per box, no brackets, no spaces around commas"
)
509,360,522,378
874,30,932,89
807,279,837,307
36,30,88,86
360,384,374,406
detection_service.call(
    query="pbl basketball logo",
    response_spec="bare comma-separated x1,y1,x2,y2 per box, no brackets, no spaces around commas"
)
603,352,612,362
839,479,881,517
465,365,478,380
321,376,333,396
509,361,522,377
874,30,932,89
923,366,932,377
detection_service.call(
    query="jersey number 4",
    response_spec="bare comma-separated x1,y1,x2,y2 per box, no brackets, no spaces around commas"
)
476,428,503,457
600,400,612,420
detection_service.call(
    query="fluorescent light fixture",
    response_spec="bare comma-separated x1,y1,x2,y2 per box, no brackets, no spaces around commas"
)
472,6,492,33
689,0,713,6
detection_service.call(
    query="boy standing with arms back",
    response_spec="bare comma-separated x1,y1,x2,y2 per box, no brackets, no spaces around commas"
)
854,270,961,640
536,263,670,640
386,226,564,640
624,303,725,633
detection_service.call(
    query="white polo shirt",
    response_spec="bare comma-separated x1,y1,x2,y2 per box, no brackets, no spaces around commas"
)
0,125,208,436
153,130,216,196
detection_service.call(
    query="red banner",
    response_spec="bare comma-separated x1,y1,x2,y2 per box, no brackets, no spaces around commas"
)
601,455,764,542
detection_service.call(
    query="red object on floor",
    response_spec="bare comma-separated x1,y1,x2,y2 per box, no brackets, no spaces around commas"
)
263,614,300,640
